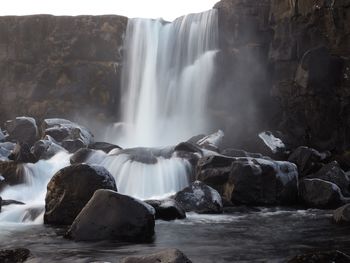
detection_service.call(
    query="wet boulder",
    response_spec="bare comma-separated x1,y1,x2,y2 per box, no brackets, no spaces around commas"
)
145,199,186,221
44,164,117,225
70,148,107,165
0,248,32,263
42,118,94,152
120,248,192,263
4,117,39,146
306,161,350,197
288,146,327,177
31,136,67,160
66,190,155,242
258,131,288,157
300,178,347,209
229,158,298,205
0,161,24,188
196,130,224,152
0,142,15,161
89,142,121,153
8,142,37,163
333,204,350,225
196,155,235,200
174,181,223,214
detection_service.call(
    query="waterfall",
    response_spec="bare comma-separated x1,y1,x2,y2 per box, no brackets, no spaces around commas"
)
109,9,218,147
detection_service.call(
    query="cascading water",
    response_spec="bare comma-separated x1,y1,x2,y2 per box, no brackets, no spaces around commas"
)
0,10,218,224
107,9,218,147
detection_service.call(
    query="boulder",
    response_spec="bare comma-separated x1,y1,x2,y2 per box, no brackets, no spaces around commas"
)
42,118,94,152
258,131,288,157
0,142,16,161
300,179,346,209
145,199,186,221
120,249,192,263
66,190,155,242
229,158,298,205
31,136,67,160
70,148,107,165
307,161,350,197
44,164,117,225
0,129,6,142
4,117,39,145
89,142,121,153
196,130,224,152
288,146,326,177
8,142,37,163
0,161,24,188
174,181,223,214
288,250,350,263
0,248,32,263
196,155,235,200
333,204,350,225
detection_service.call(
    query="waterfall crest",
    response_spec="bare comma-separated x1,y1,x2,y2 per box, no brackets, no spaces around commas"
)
111,9,218,147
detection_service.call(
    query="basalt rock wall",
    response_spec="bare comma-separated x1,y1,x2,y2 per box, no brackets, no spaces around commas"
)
214,0,350,153
0,15,127,123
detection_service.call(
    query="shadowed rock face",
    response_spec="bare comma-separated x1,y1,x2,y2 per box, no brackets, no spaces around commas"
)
0,15,127,123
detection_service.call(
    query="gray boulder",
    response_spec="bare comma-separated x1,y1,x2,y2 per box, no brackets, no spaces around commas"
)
174,181,223,214
120,248,192,263
44,164,117,225
145,199,186,221
333,204,350,224
5,117,39,145
66,190,155,242
229,158,298,205
31,135,67,160
300,178,346,209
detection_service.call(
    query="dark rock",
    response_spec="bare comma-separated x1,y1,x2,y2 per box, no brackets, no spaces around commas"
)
0,142,15,160
42,118,94,151
288,146,326,177
307,161,350,197
4,117,39,145
300,178,346,209
61,139,86,153
66,189,155,242
258,131,288,157
197,130,224,152
222,148,267,159
70,148,106,165
145,199,186,221
120,248,192,263
229,158,298,205
196,155,235,200
288,250,350,263
44,164,117,225
174,181,223,214
0,129,6,142
0,161,24,188
31,136,67,160
333,204,350,225
8,142,37,163
0,248,32,263
89,141,121,153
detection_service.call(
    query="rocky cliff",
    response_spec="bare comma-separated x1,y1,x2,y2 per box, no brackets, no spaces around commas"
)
0,15,127,123
214,0,350,154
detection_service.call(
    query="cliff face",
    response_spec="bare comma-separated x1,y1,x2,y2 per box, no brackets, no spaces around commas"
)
214,0,350,152
0,15,127,123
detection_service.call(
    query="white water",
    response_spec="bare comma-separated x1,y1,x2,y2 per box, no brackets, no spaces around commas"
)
0,152,71,223
107,9,218,148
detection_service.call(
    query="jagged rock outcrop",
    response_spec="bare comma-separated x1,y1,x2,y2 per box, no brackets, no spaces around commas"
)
0,15,127,123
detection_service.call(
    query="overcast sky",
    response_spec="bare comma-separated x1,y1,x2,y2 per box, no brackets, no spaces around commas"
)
1,0,219,21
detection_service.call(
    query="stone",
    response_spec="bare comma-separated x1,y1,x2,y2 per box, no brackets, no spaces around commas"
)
0,161,24,188
307,161,350,197
174,181,223,214
229,158,298,205
4,117,39,145
44,164,117,225
288,146,326,177
0,248,32,263
300,178,346,209
333,204,350,224
8,142,37,163
145,199,186,221
66,190,155,242
120,249,192,263
89,141,121,153
31,135,67,160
